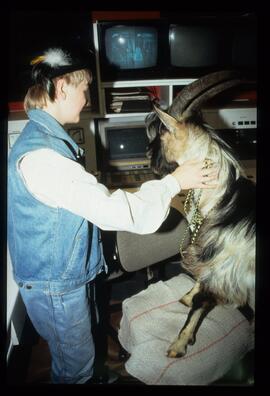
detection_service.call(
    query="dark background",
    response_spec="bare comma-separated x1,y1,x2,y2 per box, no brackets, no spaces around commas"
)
7,10,258,103
8,10,96,102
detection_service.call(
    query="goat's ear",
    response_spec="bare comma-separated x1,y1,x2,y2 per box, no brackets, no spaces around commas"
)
153,104,183,135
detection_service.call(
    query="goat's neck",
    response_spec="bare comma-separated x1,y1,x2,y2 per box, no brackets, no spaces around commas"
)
180,157,238,218
178,131,243,218
196,185,226,217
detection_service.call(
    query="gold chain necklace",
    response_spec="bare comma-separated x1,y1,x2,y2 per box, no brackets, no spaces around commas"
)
179,158,214,258
179,188,204,257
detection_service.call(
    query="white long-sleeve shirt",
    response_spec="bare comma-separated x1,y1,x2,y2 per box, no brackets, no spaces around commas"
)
18,148,180,234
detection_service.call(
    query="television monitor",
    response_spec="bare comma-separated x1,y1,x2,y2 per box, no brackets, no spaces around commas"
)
170,25,220,67
168,21,231,77
168,14,257,78
97,119,150,171
97,21,168,81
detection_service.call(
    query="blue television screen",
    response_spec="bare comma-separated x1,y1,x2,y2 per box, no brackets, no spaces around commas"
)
105,26,158,70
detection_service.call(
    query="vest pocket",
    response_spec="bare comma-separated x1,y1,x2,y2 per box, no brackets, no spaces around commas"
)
62,227,88,279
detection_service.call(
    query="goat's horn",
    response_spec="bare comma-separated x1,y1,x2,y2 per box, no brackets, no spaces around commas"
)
169,70,242,119
182,78,244,118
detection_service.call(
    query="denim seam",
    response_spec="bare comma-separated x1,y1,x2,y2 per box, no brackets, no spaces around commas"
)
50,207,60,279
48,293,67,380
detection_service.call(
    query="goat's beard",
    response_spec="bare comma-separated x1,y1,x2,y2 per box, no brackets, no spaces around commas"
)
147,134,178,177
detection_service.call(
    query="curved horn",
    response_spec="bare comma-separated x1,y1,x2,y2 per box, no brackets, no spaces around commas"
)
169,70,242,119
182,78,244,119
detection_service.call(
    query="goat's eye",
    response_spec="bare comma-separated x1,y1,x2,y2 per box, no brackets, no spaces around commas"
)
158,123,167,135
160,127,169,135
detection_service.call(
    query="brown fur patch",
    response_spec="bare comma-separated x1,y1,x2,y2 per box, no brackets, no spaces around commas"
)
161,126,188,163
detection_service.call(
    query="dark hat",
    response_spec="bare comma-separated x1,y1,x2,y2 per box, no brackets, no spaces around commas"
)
30,47,91,83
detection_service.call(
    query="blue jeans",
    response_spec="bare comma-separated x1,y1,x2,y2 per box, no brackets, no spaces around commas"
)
20,282,95,384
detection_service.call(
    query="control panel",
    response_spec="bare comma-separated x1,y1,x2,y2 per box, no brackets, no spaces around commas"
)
202,107,257,130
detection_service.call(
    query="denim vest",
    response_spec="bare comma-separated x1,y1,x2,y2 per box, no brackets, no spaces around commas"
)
8,109,105,293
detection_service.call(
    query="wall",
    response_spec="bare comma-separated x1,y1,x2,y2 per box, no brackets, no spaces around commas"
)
91,11,160,21
7,117,29,362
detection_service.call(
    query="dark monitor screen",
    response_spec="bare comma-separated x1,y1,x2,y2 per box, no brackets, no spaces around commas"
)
105,26,158,70
231,27,257,69
107,127,148,160
169,25,221,68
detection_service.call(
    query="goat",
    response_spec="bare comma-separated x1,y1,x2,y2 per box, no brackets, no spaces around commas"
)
145,70,255,358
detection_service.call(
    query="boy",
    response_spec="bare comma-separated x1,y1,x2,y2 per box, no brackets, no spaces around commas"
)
8,47,218,384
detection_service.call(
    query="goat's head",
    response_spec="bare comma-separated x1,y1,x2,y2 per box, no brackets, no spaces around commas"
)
146,71,244,176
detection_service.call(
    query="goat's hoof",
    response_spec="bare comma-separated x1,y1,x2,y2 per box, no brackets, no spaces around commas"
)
167,349,177,358
166,342,187,358
167,348,186,358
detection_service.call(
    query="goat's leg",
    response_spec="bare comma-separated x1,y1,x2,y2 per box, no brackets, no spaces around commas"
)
180,281,200,307
167,291,216,358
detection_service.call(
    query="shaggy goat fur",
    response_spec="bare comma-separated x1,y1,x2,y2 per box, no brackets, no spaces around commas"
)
145,72,255,358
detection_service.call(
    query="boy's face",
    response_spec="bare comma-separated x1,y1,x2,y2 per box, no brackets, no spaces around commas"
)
61,78,90,124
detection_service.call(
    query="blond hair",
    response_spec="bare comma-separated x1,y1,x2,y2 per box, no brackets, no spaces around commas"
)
24,69,92,112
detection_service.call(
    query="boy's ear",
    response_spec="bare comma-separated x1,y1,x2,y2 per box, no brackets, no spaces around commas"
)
54,78,66,100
